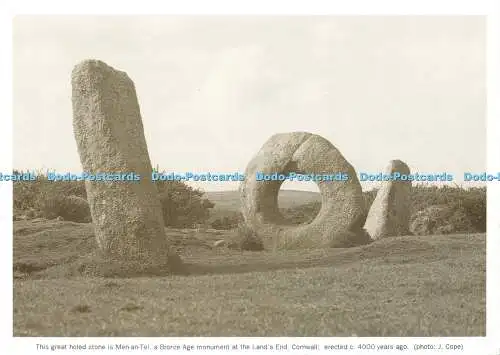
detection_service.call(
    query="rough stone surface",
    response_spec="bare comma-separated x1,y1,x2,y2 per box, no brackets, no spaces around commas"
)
71,59,174,268
239,132,370,249
364,160,411,240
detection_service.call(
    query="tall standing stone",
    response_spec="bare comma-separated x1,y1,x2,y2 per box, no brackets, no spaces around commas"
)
71,59,173,268
364,159,412,240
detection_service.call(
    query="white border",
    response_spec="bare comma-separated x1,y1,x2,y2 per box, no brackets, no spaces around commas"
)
2,1,498,354
486,0,500,345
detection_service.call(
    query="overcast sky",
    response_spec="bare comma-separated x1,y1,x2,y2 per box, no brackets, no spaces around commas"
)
13,16,485,192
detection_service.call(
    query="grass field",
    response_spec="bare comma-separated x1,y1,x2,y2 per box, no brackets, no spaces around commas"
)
13,217,485,337
205,189,321,218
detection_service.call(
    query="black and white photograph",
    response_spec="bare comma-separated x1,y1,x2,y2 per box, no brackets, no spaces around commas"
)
11,15,486,337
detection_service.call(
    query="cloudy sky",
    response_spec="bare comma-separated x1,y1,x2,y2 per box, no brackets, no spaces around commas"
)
13,16,485,192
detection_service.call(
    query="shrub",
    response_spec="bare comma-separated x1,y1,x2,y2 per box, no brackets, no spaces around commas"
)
410,204,476,236
13,167,216,228
156,180,215,228
237,223,264,251
410,184,486,233
13,169,87,214
211,213,243,230
36,194,91,223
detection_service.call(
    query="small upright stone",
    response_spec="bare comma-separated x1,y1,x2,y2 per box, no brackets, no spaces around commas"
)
364,159,412,240
71,59,173,268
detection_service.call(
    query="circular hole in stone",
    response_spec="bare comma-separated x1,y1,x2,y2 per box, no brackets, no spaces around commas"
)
278,178,321,225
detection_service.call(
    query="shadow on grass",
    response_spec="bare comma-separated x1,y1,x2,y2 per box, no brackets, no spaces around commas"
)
180,238,443,277
13,219,483,280
36,237,449,279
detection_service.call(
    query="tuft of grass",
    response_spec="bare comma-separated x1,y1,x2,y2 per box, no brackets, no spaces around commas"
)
120,303,143,312
237,223,264,251
71,304,92,314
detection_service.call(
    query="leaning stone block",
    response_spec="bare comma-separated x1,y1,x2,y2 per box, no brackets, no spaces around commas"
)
71,59,175,268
